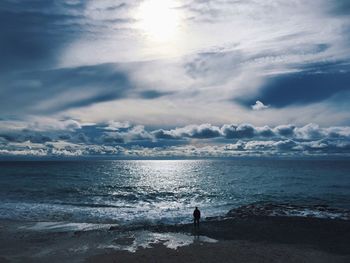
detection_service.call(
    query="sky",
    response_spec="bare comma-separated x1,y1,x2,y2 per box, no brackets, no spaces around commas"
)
1,0,350,159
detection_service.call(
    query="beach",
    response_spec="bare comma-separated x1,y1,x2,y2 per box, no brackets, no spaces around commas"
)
87,240,349,263
1,215,350,262
1,160,349,262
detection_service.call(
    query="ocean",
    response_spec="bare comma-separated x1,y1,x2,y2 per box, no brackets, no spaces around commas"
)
1,159,350,226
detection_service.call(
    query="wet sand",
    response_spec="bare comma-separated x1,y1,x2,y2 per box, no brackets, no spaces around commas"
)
88,216,350,263
87,240,349,263
1,216,350,262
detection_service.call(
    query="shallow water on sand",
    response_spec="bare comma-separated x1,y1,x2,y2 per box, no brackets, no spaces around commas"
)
0,159,350,225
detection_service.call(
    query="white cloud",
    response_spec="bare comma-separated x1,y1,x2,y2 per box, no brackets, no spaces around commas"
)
104,121,131,131
1,121,350,158
251,100,269,111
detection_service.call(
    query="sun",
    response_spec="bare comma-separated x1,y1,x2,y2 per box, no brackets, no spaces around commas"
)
136,0,181,42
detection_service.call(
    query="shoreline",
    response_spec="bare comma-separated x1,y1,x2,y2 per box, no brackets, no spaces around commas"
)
87,240,350,263
118,215,350,254
1,215,350,262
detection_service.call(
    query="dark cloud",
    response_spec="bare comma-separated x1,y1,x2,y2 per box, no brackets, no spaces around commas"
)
186,124,222,139
0,131,52,144
274,125,295,137
138,90,173,99
275,139,297,151
236,62,350,108
0,0,135,73
0,0,87,73
221,124,255,139
0,63,132,114
258,126,275,137
331,0,350,15
152,129,178,140
0,55,178,115
100,133,125,144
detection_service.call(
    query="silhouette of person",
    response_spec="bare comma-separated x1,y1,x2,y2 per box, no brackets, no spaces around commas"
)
193,207,201,228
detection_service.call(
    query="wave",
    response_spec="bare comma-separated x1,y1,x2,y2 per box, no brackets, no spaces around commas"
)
59,202,133,209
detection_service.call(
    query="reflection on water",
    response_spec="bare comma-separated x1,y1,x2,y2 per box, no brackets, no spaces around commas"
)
0,159,350,224
99,231,218,252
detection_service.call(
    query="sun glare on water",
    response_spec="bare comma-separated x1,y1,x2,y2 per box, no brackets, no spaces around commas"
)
136,0,181,42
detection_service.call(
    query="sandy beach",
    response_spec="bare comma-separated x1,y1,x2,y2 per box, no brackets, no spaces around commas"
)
1,215,350,263
86,240,349,263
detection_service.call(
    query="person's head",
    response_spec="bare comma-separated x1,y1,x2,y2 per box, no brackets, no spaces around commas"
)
195,207,198,210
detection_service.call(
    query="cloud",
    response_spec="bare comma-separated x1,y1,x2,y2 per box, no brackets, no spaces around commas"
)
0,63,135,114
221,124,255,139
274,124,296,137
0,0,88,72
140,90,174,99
1,120,350,158
153,124,222,140
251,100,269,111
100,125,153,144
175,124,222,139
1,0,350,137
330,0,350,15
103,121,131,131
0,59,184,116
237,63,350,109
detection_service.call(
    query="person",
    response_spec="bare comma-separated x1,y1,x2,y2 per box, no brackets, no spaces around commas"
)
193,207,201,228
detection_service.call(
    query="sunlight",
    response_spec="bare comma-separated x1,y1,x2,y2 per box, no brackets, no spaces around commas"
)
136,0,181,42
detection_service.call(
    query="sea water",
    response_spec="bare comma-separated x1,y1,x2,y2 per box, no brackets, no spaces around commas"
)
0,159,349,225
